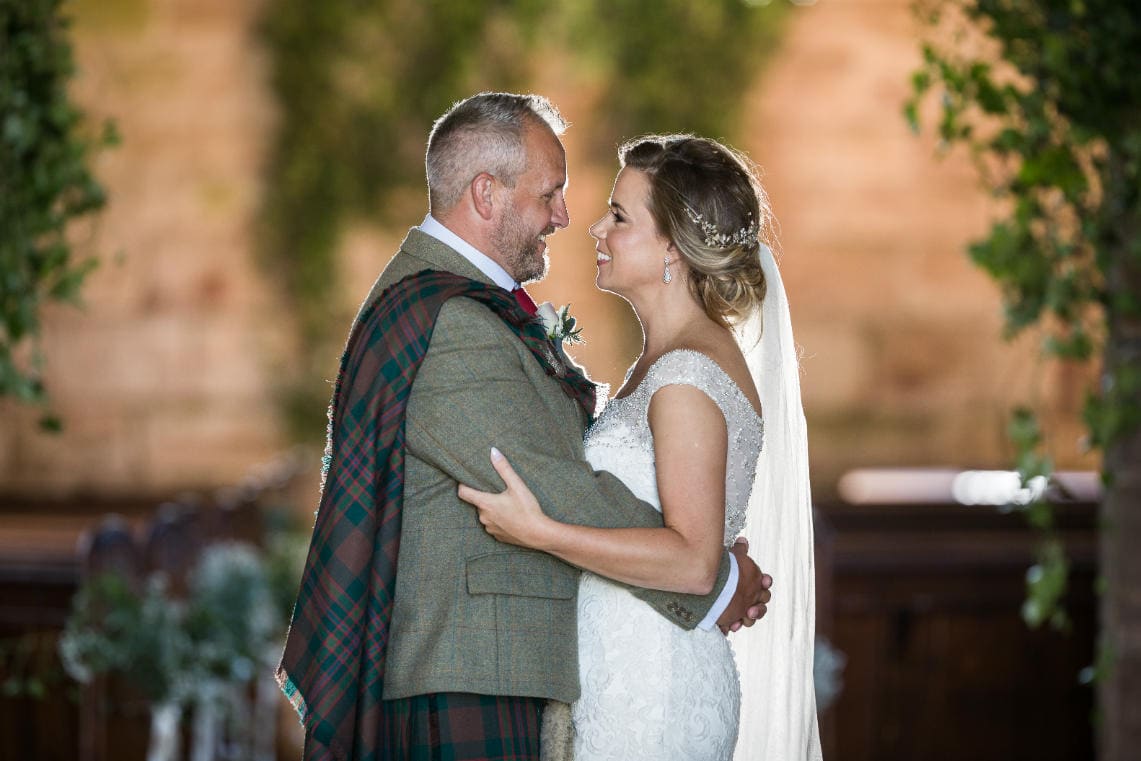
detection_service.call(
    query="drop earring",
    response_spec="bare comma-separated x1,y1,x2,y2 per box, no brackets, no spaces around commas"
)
662,257,672,284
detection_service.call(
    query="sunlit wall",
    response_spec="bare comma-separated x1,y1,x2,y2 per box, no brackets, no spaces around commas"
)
0,0,1098,500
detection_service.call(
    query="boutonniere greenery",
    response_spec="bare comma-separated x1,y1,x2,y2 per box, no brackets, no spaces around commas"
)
536,302,584,345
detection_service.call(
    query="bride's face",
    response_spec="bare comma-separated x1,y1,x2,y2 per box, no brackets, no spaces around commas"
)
589,168,673,297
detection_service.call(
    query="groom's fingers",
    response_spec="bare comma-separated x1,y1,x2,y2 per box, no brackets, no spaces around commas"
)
722,620,751,634
745,585,771,622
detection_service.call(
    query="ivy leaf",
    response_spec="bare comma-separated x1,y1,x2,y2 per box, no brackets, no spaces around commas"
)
1017,145,1088,199
47,256,98,304
974,75,1007,116
903,99,921,135
38,413,63,432
1,0,112,420
1022,540,1070,631
1043,330,1094,361
1009,407,1042,451
911,69,931,96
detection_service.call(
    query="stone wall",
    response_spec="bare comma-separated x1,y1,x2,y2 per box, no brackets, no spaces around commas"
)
0,0,290,497
743,0,1097,493
540,0,1097,496
0,0,1097,499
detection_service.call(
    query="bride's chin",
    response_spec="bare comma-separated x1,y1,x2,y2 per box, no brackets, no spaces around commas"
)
594,279,621,297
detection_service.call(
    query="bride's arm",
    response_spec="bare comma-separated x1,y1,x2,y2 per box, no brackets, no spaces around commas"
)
458,384,728,595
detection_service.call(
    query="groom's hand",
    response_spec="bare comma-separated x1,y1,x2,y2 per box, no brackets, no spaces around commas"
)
717,539,773,635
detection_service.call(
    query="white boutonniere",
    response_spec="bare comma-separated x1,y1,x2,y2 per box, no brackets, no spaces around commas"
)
536,302,584,344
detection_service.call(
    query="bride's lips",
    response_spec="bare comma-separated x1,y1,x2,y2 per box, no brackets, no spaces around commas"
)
596,248,611,265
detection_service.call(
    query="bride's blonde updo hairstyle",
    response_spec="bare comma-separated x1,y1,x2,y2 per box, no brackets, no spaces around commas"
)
619,134,774,326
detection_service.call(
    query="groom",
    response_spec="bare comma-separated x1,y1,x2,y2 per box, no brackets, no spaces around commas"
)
279,92,772,761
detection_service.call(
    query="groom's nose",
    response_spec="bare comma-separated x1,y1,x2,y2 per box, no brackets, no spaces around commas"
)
551,193,569,230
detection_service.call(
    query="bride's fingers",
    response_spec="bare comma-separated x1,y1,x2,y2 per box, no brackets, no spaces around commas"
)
489,447,525,493
472,504,500,529
458,485,502,509
457,484,481,506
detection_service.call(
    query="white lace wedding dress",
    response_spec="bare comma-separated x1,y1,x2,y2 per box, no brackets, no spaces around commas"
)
572,349,763,761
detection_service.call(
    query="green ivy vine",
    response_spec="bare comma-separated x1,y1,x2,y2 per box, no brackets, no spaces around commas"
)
0,0,114,428
563,0,784,160
905,0,1141,630
258,0,787,439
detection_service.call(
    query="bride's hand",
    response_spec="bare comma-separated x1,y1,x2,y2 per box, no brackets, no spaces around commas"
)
457,447,556,549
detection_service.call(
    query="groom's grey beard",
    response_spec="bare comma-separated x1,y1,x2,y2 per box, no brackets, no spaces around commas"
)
494,216,552,284
511,249,550,285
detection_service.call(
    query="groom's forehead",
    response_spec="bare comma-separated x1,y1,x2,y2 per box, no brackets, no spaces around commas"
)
524,132,568,185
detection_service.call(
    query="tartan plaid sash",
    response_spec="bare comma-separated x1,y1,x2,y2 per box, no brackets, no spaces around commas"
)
276,270,596,761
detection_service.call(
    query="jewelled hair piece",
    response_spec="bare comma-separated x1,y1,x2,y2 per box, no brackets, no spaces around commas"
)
684,205,759,249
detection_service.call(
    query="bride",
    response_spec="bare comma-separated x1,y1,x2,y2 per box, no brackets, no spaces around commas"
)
458,135,821,761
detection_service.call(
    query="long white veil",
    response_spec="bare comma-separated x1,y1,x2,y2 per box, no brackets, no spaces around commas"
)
733,243,822,760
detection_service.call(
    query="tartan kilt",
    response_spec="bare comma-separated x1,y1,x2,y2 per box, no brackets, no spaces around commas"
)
374,692,544,761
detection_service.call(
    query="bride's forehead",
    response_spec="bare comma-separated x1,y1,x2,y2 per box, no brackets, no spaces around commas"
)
611,168,652,205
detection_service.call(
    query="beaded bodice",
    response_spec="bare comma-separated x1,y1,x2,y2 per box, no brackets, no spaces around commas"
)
583,349,763,546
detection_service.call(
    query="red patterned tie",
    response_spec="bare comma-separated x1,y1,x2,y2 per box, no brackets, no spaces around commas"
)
511,286,538,316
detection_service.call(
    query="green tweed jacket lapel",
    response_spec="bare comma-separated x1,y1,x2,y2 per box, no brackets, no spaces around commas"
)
364,228,499,312
402,228,495,284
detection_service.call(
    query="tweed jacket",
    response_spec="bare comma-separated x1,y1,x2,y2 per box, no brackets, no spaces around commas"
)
375,228,732,703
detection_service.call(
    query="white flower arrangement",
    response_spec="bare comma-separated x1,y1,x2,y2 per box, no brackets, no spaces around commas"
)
59,540,295,761
536,302,584,344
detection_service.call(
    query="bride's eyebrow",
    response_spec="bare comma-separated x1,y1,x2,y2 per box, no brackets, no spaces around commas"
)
610,200,628,214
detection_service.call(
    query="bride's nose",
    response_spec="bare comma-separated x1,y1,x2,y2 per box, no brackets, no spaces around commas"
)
588,216,607,240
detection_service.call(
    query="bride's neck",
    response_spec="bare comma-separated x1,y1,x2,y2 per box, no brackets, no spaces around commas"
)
630,283,711,358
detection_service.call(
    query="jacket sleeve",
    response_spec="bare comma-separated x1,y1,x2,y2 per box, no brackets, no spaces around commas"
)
403,298,731,630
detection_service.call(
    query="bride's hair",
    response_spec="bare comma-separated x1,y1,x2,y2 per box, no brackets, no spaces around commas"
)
619,135,775,326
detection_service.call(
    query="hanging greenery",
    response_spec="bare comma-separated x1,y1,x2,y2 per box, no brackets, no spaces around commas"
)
0,0,114,428
905,0,1141,630
258,0,787,439
564,0,784,158
259,0,548,437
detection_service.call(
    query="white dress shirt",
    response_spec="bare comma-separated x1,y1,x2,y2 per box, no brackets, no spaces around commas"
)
419,214,518,290
417,214,737,631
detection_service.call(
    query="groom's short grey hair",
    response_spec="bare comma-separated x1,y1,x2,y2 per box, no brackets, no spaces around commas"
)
426,92,567,213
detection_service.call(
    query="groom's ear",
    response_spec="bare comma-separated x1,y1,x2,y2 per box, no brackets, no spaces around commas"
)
471,172,497,221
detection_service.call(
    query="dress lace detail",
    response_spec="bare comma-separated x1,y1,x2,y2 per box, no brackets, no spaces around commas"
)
573,350,764,760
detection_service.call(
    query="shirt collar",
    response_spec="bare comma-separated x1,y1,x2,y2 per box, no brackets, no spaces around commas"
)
418,214,518,291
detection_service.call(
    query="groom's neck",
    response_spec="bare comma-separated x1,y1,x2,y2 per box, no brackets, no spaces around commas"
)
433,207,511,277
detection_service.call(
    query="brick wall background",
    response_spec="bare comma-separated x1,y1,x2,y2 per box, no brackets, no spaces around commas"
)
0,0,1098,500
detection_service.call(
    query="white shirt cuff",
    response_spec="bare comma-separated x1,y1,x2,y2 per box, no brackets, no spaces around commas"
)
697,552,738,631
